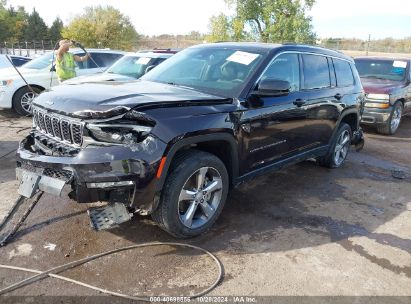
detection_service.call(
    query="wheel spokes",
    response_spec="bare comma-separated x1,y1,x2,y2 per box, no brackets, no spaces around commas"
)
196,167,208,189
199,201,215,218
181,201,198,227
202,178,222,194
179,189,196,202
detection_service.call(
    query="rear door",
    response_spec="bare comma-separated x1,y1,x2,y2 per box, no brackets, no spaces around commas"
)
299,53,341,146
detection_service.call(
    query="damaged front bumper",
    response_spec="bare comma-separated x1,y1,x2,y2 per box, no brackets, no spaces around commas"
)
16,131,167,215
351,128,365,152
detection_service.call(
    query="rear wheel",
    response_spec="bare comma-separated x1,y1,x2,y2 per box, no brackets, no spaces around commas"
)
318,123,352,168
152,150,229,238
376,101,403,135
12,86,42,116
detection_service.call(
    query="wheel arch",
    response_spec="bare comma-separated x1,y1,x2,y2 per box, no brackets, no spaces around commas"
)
329,109,359,145
156,133,239,192
12,84,45,104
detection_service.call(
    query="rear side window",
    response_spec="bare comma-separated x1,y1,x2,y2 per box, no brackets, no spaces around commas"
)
302,54,330,89
333,58,355,87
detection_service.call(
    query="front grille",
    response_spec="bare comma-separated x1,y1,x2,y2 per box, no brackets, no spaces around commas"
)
33,108,83,147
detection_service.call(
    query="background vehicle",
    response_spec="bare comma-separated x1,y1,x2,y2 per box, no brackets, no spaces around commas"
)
0,54,31,69
66,50,176,84
0,49,125,115
354,57,411,134
17,43,364,238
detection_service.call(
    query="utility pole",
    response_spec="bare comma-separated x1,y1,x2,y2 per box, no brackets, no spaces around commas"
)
366,34,371,56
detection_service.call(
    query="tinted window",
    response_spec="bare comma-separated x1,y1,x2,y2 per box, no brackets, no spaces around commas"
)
302,54,330,89
333,59,354,87
12,58,30,66
85,53,123,69
261,53,300,92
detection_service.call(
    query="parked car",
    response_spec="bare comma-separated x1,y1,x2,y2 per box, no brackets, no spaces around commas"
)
66,51,175,84
0,55,31,69
0,49,125,115
17,43,364,238
354,57,411,134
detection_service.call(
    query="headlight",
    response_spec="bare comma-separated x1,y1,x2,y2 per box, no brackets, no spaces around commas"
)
87,123,152,144
366,93,389,101
0,80,13,87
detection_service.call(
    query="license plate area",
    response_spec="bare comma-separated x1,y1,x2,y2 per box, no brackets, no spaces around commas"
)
17,169,41,198
17,168,66,198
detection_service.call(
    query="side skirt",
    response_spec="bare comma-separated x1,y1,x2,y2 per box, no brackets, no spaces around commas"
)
234,145,329,185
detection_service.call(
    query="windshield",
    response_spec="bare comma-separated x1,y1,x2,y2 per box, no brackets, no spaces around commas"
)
355,59,408,81
106,55,158,79
22,52,54,70
141,47,265,97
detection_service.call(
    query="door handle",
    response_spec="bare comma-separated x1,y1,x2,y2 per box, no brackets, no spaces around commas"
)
293,99,306,107
334,93,342,100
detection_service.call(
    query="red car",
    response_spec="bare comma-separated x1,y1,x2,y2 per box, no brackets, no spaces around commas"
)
354,57,411,134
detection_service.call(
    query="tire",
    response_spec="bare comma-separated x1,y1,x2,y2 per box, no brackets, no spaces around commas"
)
318,123,352,169
12,86,42,116
376,101,403,135
152,150,229,238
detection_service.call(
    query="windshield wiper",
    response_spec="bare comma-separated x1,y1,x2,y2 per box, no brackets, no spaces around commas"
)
166,82,196,90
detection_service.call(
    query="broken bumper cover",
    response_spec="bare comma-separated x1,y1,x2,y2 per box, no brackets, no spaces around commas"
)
16,132,167,213
351,128,365,152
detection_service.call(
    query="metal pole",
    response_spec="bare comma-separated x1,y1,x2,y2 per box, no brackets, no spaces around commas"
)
366,34,371,56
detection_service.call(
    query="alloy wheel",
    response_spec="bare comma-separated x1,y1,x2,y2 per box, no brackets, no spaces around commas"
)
390,105,402,133
178,167,223,229
20,92,37,114
333,130,350,166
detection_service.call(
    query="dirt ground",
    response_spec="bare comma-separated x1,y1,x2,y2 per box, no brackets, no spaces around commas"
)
0,109,410,301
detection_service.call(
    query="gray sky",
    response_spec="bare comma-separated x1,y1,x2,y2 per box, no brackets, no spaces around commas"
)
7,0,411,39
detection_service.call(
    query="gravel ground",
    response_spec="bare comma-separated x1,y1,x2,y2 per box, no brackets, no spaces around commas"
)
0,109,410,301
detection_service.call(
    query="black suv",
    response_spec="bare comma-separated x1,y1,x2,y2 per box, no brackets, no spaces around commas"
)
16,43,364,238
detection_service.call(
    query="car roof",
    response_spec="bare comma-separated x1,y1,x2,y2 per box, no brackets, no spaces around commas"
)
191,42,353,62
355,56,410,62
123,52,173,59
69,48,126,54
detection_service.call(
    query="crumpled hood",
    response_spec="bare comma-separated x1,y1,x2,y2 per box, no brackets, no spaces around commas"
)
65,73,135,84
33,80,230,118
361,78,405,94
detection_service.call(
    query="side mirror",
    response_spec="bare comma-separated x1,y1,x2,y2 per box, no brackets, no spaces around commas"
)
145,65,156,74
253,78,290,97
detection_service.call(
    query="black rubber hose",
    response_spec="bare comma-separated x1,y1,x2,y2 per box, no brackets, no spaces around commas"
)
0,242,224,301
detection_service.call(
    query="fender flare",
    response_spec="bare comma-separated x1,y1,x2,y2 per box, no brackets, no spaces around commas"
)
329,108,360,146
155,133,239,192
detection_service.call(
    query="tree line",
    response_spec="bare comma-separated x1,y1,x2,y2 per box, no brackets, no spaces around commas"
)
0,0,63,43
0,1,139,50
1,0,410,53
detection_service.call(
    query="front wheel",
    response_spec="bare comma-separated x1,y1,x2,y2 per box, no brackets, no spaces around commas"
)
318,123,352,168
12,86,42,116
152,150,229,238
377,101,403,135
